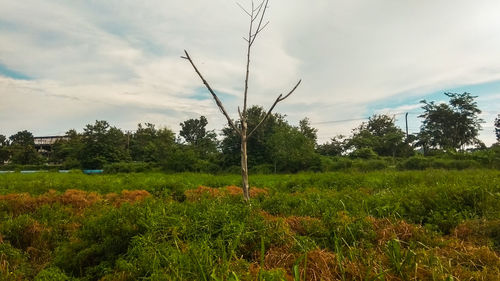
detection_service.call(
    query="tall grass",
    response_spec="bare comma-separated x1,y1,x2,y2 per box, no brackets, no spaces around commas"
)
0,170,498,280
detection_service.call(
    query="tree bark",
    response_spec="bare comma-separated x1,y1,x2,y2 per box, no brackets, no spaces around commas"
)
240,120,250,201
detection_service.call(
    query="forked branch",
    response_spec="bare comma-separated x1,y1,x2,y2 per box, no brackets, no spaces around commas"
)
181,50,241,135
248,79,302,137
250,0,269,45
242,0,270,116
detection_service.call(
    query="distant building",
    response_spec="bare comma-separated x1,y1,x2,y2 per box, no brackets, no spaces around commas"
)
34,136,69,154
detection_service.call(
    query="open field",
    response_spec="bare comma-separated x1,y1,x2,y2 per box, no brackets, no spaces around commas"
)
1,170,499,280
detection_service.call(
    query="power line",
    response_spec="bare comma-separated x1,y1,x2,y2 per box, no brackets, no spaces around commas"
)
311,111,421,125
312,117,369,125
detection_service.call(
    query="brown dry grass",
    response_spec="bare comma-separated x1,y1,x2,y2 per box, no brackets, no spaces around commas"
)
184,185,268,201
369,217,422,246
285,216,324,236
0,189,151,215
0,253,24,281
453,219,500,252
104,190,151,207
255,245,340,281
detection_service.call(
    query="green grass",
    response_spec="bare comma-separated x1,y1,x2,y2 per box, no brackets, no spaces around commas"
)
0,170,499,280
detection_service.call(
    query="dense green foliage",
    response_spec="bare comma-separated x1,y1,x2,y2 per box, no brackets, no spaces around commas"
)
1,93,497,174
0,170,499,280
347,115,411,157
7,130,43,165
418,92,484,152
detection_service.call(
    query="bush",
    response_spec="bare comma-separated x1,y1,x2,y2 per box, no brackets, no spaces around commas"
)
103,162,154,174
0,242,32,279
350,148,378,159
54,204,145,279
0,164,63,172
398,157,481,170
34,267,72,281
193,159,221,174
397,157,430,170
353,159,388,171
0,215,41,250
251,164,274,174
61,158,81,170
320,156,352,171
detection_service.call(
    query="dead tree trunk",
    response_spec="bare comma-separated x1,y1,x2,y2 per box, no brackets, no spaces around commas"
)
182,0,301,202
240,122,250,200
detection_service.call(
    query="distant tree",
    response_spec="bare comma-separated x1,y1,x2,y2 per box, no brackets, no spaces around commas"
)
0,135,8,146
151,127,177,164
162,145,199,172
495,114,500,142
220,106,284,168
179,116,218,158
317,135,347,156
130,123,156,162
51,129,84,168
299,117,318,145
267,124,320,172
8,130,42,165
130,123,176,163
348,114,409,157
9,130,35,146
220,108,320,173
80,120,130,169
0,134,10,164
418,92,483,151
179,116,208,145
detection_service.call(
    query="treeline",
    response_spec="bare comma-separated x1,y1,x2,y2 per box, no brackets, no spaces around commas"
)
0,93,499,172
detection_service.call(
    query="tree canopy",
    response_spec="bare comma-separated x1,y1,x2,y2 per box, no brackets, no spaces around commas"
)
347,114,410,157
80,120,130,169
418,92,483,151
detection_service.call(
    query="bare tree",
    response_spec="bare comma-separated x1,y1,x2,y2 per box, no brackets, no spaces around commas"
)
182,0,301,201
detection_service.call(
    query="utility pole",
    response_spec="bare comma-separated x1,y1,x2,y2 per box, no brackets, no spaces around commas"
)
405,112,409,139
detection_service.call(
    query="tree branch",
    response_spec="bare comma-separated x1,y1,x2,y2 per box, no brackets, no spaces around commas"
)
252,1,264,20
182,50,241,135
236,2,251,17
250,0,269,45
248,79,301,137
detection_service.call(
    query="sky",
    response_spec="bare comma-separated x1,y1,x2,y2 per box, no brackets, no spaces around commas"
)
0,0,499,145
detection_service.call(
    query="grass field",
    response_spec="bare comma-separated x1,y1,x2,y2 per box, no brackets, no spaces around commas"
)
1,170,499,280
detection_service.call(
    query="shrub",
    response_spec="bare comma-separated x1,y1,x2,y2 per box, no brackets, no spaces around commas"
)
320,156,353,172
251,164,274,174
54,204,145,279
34,267,72,281
0,242,32,279
103,162,153,174
0,215,42,250
353,159,388,171
398,157,431,170
350,148,378,159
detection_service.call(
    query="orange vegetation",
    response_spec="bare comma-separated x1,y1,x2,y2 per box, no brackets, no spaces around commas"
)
184,185,268,201
369,217,422,245
0,189,150,214
262,246,339,281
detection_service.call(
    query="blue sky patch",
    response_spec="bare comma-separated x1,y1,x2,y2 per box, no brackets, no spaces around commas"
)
365,79,500,136
0,63,31,80
189,87,237,102
370,79,500,115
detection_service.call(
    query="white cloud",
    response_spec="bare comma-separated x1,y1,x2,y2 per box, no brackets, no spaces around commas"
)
0,0,499,145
